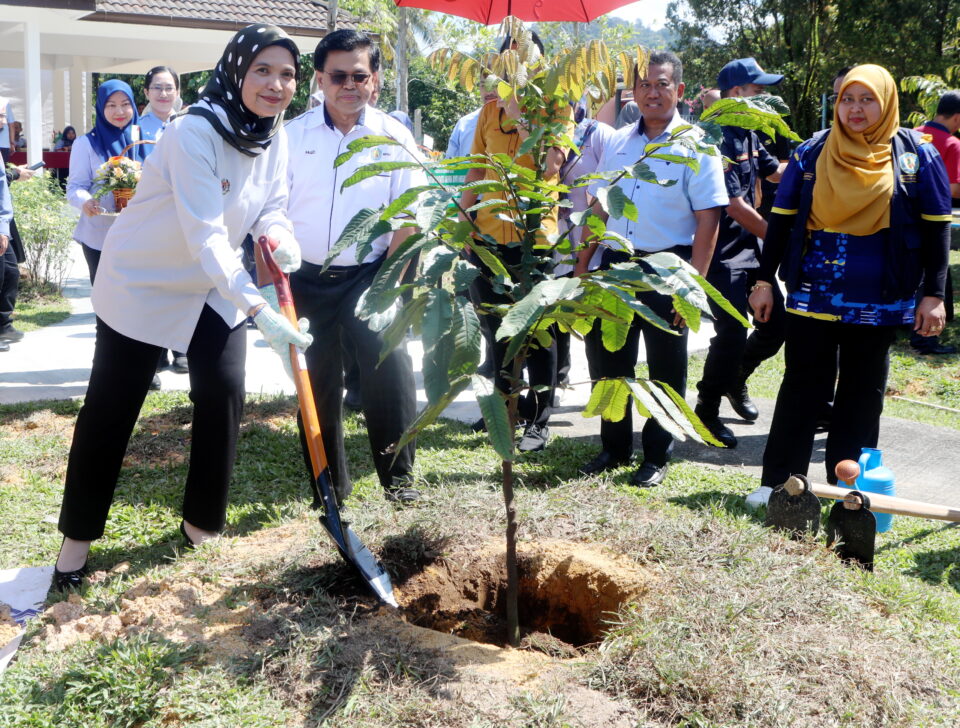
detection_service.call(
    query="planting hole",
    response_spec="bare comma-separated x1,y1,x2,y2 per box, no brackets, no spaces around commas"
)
395,539,652,649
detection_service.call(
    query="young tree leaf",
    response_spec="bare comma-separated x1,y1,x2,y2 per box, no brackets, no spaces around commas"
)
583,378,630,421
334,135,403,167
341,161,423,190
323,208,392,272
475,380,515,462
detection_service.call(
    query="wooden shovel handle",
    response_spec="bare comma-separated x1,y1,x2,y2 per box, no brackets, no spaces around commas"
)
805,480,960,522
255,236,329,478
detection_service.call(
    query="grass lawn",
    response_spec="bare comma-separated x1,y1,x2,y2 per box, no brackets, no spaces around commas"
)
2,393,960,726
10,288,71,333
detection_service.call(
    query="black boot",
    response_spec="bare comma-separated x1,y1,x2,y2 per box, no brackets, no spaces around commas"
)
724,382,759,421
694,398,737,448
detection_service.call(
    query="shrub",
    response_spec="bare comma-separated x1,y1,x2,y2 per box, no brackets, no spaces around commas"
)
10,172,76,295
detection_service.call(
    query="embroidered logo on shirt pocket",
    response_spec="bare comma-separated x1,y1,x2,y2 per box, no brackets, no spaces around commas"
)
221,179,231,195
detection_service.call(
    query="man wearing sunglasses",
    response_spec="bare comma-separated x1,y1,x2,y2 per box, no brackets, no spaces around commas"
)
284,30,426,507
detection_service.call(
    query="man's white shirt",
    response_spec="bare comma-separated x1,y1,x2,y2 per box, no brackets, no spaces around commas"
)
285,103,427,266
590,111,728,253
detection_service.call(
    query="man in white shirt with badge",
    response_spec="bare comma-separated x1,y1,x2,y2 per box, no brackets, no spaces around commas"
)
575,50,728,488
285,30,425,506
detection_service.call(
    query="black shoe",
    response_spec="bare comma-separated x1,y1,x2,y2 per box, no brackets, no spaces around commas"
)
343,388,362,412
695,402,738,448
0,326,24,342
518,423,549,452
471,417,487,433
631,462,668,488
0,340,8,352
578,450,630,475
53,563,88,592
171,354,189,373
724,384,759,421
912,342,958,355
149,374,161,391
385,485,421,505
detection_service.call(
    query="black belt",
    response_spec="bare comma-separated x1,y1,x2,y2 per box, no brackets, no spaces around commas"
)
298,260,365,279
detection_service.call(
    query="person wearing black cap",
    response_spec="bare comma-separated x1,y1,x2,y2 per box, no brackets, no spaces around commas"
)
693,58,787,447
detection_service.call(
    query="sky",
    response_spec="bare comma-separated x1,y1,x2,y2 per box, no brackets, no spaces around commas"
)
610,0,672,30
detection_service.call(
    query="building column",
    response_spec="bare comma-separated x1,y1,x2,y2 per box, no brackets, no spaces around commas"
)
23,20,43,164
53,68,67,133
70,65,87,134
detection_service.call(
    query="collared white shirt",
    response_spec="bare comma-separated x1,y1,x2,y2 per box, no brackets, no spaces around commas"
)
92,113,290,352
591,111,727,253
445,107,481,159
285,102,426,266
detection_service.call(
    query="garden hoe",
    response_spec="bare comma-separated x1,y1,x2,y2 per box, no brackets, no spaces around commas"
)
256,236,398,608
766,468,960,570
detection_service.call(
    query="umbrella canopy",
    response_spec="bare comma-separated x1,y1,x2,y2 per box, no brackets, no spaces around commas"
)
393,0,634,24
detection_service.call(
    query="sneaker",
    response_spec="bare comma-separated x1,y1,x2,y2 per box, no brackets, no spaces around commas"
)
0,326,24,342
149,374,162,391
631,461,668,488
724,384,759,421
518,423,549,452
745,485,773,510
172,355,189,374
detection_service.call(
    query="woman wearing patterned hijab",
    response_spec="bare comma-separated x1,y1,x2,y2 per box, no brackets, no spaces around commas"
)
53,24,312,591
746,64,952,507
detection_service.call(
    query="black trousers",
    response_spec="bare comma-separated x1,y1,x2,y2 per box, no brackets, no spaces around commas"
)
81,242,101,285
0,241,18,329
58,305,247,540
761,314,896,488
586,286,688,465
467,247,556,427
697,265,786,406
291,258,417,502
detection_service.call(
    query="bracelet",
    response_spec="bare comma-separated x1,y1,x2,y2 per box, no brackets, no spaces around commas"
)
751,281,773,292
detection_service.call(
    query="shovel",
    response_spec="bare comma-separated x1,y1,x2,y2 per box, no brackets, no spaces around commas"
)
255,236,398,607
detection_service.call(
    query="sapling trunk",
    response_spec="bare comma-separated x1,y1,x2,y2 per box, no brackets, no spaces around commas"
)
503,353,524,647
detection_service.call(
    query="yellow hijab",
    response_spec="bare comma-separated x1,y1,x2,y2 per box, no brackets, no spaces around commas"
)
809,64,900,236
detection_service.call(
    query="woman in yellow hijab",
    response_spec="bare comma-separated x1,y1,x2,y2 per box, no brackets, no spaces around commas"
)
744,64,952,508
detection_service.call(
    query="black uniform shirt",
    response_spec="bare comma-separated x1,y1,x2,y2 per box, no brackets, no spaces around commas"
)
715,125,780,270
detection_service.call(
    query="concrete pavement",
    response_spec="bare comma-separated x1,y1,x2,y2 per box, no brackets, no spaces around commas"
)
2,245,958,507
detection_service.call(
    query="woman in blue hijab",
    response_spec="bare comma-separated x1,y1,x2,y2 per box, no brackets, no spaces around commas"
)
66,79,145,284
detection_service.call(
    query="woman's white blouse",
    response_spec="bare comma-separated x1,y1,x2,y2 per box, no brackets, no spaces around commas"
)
92,113,290,352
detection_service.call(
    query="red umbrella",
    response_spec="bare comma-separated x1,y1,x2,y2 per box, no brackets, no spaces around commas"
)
393,0,634,24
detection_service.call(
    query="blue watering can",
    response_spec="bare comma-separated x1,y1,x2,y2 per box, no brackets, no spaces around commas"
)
855,448,895,532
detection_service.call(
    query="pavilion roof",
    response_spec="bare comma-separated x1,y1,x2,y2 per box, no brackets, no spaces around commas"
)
83,0,352,36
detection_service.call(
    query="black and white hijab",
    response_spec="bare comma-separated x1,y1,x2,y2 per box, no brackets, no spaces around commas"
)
188,23,300,157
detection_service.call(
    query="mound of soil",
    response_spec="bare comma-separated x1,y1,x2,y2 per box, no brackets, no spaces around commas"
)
396,538,653,648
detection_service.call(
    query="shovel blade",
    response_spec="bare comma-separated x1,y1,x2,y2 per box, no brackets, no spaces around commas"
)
318,513,398,607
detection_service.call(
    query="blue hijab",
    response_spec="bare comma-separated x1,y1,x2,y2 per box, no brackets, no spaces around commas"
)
87,79,145,162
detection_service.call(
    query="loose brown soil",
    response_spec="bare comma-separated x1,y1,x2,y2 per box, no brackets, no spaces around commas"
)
395,538,654,648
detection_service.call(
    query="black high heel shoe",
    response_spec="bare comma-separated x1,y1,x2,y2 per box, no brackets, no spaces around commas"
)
53,538,89,592
179,521,196,550
53,564,89,591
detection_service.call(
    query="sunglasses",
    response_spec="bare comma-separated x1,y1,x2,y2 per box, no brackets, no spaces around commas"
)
325,71,372,86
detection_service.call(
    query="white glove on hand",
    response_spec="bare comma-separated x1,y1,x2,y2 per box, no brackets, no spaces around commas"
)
254,306,312,380
268,226,302,274
259,284,280,313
